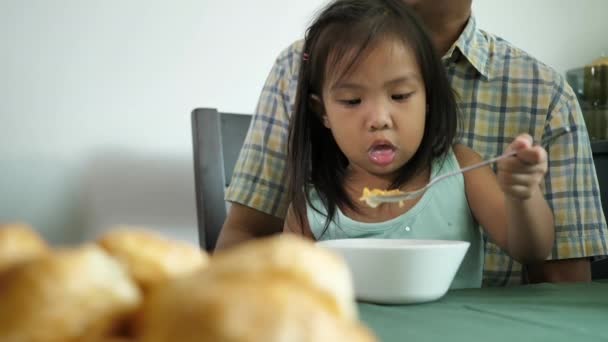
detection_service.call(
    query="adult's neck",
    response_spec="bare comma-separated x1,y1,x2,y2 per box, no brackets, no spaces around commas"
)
411,4,472,56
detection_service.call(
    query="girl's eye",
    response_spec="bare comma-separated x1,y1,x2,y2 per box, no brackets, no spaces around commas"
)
339,99,361,106
392,92,414,101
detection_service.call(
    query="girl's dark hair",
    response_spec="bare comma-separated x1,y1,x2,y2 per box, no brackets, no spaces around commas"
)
287,0,459,233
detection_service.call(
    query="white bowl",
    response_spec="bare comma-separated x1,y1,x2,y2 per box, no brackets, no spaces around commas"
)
318,239,469,304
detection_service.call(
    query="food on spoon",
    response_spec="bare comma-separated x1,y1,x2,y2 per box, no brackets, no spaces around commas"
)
359,187,406,208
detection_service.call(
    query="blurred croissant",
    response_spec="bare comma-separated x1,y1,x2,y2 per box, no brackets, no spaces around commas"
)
207,234,357,320
97,226,208,290
138,235,376,342
0,244,141,342
0,225,375,342
0,222,48,274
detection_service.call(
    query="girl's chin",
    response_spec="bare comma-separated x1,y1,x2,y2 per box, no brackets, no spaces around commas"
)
364,165,402,180
346,160,402,178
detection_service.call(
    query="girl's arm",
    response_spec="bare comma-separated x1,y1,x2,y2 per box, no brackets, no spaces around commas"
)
454,143,554,264
283,204,316,240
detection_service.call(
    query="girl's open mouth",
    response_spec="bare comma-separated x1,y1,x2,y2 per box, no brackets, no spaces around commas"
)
368,141,396,166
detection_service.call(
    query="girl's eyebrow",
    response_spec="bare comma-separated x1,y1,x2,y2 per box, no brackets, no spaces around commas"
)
330,73,420,91
331,82,364,91
385,74,420,86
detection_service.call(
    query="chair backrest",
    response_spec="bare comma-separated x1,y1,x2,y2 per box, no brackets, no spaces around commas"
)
191,108,252,251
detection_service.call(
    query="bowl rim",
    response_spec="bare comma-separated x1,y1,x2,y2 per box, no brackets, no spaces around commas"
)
317,238,470,250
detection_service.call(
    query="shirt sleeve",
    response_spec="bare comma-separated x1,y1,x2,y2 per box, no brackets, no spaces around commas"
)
543,81,608,260
224,41,303,219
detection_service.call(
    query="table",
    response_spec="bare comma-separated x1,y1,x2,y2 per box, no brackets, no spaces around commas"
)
358,281,608,341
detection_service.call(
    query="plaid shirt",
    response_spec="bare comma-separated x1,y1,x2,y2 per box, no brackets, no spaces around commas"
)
225,16,608,286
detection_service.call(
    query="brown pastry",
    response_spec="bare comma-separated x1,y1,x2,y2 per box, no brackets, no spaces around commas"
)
207,234,357,321
97,226,208,290
139,265,376,342
0,244,141,342
136,235,372,342
0,222,49,274
89,338,135,342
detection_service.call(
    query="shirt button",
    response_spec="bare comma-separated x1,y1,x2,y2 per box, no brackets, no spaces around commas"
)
405,226,411,232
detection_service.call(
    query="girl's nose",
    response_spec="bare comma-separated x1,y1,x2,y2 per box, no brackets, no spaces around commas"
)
368,102,393,131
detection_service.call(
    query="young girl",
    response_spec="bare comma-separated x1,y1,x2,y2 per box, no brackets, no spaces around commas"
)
283,0,555,288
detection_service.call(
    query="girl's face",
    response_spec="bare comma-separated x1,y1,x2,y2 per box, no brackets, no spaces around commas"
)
320,38,427,180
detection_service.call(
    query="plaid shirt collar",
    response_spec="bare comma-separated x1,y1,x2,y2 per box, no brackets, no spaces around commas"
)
443,16,492,80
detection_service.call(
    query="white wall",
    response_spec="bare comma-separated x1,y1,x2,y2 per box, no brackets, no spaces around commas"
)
1,0,607,244
473,0,608,78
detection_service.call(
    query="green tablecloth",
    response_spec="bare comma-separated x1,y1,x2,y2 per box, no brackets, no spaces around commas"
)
358,281,608,341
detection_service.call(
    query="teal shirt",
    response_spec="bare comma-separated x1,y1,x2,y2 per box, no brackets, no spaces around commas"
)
307,148,484,289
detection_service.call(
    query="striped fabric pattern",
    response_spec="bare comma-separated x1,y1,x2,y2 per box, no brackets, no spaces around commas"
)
225,16,607,286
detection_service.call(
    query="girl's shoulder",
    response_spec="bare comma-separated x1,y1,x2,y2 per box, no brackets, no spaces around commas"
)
284,204,315,240
452,144,483,168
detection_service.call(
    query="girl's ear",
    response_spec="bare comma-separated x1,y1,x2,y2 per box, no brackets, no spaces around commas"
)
309,94,330,128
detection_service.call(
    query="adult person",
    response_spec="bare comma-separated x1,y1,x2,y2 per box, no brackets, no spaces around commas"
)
219,0,608,286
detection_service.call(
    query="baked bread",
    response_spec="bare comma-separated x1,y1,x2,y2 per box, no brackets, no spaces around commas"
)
90,338,135,342
138,235,374,341
207,234,357,321
0,222,49,274
0,244,141,342
139,265,376,342
97,227,208,289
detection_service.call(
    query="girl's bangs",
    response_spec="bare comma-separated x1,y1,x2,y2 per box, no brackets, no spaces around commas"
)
314,22,380,90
